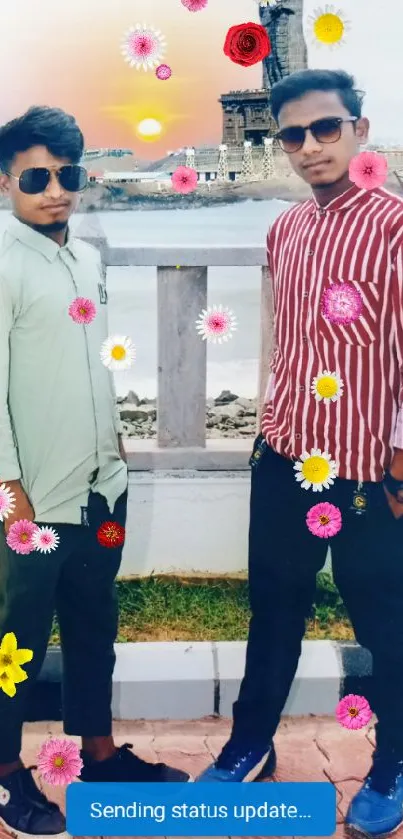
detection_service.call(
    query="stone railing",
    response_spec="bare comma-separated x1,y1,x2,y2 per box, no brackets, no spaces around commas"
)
80,234,274,471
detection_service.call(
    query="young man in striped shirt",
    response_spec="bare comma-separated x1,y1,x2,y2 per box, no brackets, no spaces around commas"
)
198,69,403,836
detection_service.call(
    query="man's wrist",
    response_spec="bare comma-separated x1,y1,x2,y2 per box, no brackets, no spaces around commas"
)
384,469,403,503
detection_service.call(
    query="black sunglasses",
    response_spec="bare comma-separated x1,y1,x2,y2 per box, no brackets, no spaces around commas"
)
4,164,88,195
274,116,358,154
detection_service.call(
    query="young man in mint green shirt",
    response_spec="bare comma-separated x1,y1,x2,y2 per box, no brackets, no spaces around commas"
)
0,105,189,839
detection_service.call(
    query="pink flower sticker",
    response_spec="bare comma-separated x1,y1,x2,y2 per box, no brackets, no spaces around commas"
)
37,737,83,785
335,694,373,730
171,166,198,194
321,283,363,325
156,63,172,80
349,151,388,190
306,502,342,538
181,0,208,10
6,520,39,555
68,297,97,324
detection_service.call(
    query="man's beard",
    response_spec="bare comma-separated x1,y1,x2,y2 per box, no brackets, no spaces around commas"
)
31,220,68,233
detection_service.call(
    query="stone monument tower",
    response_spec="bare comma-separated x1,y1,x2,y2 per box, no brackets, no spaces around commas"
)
220,0,307,144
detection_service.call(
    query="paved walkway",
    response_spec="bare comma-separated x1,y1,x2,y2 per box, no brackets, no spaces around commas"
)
2,716,403,839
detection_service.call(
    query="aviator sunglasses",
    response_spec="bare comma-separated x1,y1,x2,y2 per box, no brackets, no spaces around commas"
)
274,116,358,154
3,164,88,195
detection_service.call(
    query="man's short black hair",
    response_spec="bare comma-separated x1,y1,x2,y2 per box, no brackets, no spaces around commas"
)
0,106,84,172
270,69,365,123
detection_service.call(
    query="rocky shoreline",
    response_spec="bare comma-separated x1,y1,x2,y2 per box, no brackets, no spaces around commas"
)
117,390,257,439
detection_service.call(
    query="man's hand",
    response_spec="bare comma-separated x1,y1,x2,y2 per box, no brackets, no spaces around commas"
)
118,434,127,464
384,450,403,519
2,480,35,535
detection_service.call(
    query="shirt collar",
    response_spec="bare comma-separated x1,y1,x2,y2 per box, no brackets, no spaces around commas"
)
6,215,78,261
307,183,373,215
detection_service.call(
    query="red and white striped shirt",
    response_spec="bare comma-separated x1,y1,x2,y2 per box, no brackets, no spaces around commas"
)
261,184,403,482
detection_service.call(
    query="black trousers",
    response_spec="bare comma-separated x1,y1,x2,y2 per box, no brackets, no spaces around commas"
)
0,488,127,763
232,442,403,754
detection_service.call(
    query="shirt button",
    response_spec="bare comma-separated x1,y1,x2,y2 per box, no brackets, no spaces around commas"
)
295,433,302,439
303,292,309,298
302,336,307,343
299,386,305,392
308,250,314,256
319,208,326,216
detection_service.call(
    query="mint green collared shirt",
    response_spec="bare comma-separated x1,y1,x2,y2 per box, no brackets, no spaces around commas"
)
0,216,128,524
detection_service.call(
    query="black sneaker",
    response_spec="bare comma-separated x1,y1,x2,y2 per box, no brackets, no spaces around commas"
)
80,743,191,783
0,766,67,838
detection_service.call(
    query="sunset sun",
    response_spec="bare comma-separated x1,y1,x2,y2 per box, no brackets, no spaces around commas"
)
137,118,163,141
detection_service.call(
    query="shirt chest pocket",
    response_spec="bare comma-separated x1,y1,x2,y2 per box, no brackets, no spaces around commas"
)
318,279,382,348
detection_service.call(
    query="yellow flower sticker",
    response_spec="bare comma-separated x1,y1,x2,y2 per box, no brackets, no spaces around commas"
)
311,370,344,403
294,449,337,492
0,632,33,698
308,5,350,47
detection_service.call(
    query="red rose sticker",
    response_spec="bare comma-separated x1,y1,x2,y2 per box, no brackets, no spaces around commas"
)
97,521,126,548
223,22,271,67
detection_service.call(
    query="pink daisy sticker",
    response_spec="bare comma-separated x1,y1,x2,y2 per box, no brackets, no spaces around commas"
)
195,304,237,344
156,63,172,80
32,526,60,554
68,297,97,325
181,0,208,9
306,502,342,538
321,283,363,325
37,737,83,785
6,520,38,555
349,151,388,190
335,694,373,730
0,483,16,522
171,166,198,194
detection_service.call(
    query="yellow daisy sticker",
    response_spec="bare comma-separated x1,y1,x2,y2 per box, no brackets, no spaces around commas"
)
308,5,350,47
100,335,136,371
294,449,337,492
311,370,344,403
0,632,33,698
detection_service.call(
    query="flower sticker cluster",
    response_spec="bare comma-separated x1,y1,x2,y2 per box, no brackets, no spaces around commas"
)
308,5,350,47
0,483,16,522
100,336,136,371
69,297,97,325
0,632,33,698
97,521,126,548
321,283,363,325
294,449,337,492
335,694,373,730
37,737,83,785
223,22,271,68
120,24,166,71
6,521,60,555
196,305,237,344
349,151,388,190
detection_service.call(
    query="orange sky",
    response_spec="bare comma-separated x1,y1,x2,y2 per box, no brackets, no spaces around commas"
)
0,0,262,161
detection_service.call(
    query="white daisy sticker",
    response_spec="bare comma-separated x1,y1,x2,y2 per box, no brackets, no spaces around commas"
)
120,24,166,71
311,370,344,403
100,336,136,371
307,5,350,47
32,527,60,554
0,785,10,806
195,305,237,344
0,483,15,522
294,449,337,492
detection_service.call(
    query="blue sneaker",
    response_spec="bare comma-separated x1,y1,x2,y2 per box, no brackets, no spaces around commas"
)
196,739,276,782
345,751,403,837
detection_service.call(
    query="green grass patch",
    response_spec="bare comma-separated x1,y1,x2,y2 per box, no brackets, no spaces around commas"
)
49,572,353,644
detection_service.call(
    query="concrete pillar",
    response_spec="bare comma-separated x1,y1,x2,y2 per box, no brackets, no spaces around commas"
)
157,266,207,447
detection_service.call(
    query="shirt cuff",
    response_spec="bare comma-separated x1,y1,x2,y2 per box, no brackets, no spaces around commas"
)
393,406,403,449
